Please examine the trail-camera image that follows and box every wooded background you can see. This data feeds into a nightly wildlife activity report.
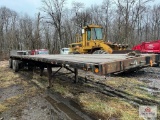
[0,0,160,59]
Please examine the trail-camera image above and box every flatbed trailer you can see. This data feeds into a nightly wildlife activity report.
[9,54,160,87]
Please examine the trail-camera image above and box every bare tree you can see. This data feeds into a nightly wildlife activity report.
[151,5,160,40]
[101,0,113,41]
[113,0,153,45]
[34,12,42,49]
[0,7,19,59]
[72,1,84,30]
[42,0,66,49]
[19,15,34,50]
[1,0,160,59]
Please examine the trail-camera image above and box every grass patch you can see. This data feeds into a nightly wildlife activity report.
[0,95,21,113]
[0,67,22,88]
[3,96,20,106]
[32,74,48,88]
[78,93,142,120]
[0,104,8,113]
[125,87,151,99]
[24,86,39,97]
[51,82,73,98]
[104,77,153,99]
[105,77,145,88]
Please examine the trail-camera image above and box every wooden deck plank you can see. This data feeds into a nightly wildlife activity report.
[10,54,160,75]
[12,54,156,63]
[12,55,124,63]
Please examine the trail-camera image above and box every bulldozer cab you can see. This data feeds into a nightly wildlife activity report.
[82,25,103,45]
[85,27,103,41]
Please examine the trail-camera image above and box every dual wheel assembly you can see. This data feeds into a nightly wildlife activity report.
[9,59,19,72]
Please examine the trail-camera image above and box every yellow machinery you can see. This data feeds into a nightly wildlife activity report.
[69,24,128,54]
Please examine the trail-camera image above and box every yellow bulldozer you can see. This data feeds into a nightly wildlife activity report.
[69,24,128,54]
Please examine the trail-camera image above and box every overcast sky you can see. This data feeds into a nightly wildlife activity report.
[0,0,103,16]
[0,0,159,17]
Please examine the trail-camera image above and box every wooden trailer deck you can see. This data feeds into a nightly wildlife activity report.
[10,54,160,87]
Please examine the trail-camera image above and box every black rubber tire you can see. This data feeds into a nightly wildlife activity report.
[12,60,19,72]
[92,50,108,54]
[9,58,12,68]
[73,52,80,54]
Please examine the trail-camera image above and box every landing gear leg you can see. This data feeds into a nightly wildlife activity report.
[47,65,52,88]
[40,66,44,76]
[74,68,78,83]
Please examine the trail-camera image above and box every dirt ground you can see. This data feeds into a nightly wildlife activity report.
[0,61,52,120]
[0,60,160,120]
[0,61,79,120]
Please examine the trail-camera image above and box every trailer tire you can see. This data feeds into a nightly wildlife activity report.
[12,60,19,72]
[9,59,12,68]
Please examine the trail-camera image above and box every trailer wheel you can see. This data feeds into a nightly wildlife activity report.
[12,60,19,72]
[9,58,12,68]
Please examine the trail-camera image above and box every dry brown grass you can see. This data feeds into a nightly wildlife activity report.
[3,96,21,106]
[24,86,39,97]
[31,74,48,88]
[78,93,142,120]
[0,104,8,113]
[0,62,22,88]
[0,95,21,113]
[105,77,145,88]
[51,81,74,98]
[104,77,152,99]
